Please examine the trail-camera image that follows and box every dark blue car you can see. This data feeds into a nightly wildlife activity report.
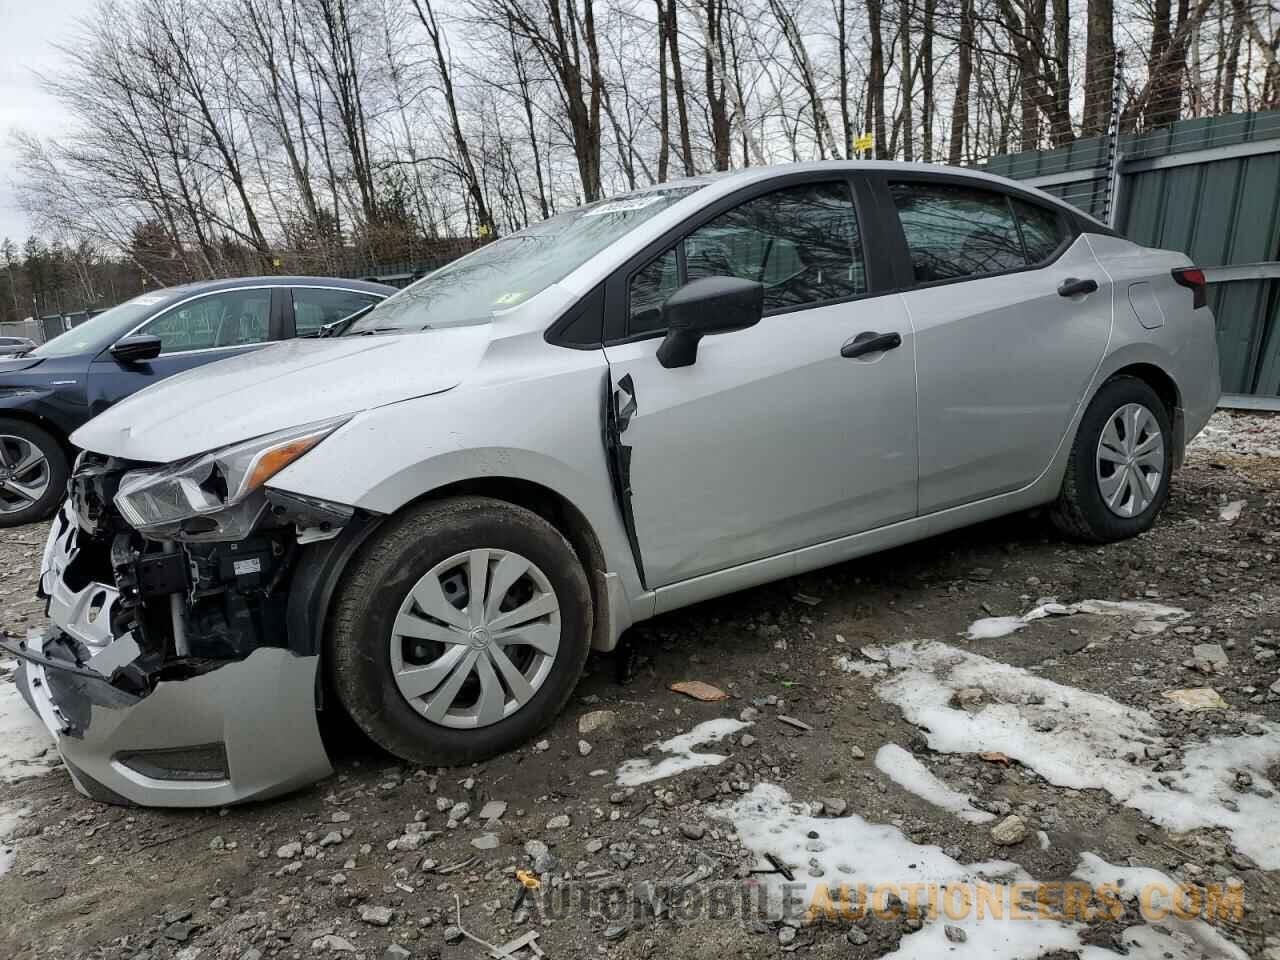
[0,276,393,526]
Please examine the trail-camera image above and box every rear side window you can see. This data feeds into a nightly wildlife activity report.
[293,288,382,335]
[1011,198,1069,263]
[889,182,1026,283]
[627,181,867,335]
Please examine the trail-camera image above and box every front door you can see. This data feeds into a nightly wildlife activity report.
[86,287,283,417]
[885,179,1113,513]
[602,179,918,589]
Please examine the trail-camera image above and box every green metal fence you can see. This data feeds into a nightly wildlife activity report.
[984,110,1280,398]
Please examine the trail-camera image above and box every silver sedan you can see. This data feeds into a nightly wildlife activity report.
[11,162,1220,806]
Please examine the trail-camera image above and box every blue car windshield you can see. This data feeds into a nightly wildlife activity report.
[30,292,175,359]
[345,186,703,335]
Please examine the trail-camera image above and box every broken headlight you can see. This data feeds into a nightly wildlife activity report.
[113,417,350,538]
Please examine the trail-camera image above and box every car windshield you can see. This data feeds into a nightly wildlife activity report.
[29,292,175,359]
[345,186,703,335]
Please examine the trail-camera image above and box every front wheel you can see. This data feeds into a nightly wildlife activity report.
[328,496,593,766]
[1050,376,1173,543]
[0,419,68,528]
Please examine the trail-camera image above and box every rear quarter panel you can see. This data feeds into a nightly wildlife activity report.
[1085,234,1222,441]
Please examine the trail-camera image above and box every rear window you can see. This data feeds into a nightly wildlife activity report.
[890,182,1026,283]
[1012,198,1069,263]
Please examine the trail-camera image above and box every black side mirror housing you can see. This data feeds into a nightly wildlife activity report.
[110,335,163,364]
[656,276,764,369]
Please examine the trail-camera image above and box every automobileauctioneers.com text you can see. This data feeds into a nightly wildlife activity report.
[520,878,1244,925]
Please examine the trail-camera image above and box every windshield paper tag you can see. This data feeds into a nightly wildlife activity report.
[582,196,665,217]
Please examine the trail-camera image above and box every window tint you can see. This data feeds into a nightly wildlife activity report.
[685,182,866,312]
[137,290,272,353]
[293,288,381,335]
[890,183,1026,283]
[1012,198,1068,263]
[628,249,681,334]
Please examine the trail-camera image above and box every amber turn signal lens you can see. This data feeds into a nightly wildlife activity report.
[243,434,325,492]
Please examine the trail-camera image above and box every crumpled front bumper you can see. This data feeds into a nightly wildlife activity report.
[9,505,332,807]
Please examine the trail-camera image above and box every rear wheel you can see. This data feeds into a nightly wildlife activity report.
[1050,376,1172,542]
[0,419,68,527]
[328,496,592,766]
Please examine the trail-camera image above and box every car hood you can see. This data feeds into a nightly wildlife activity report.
[72,326,492,463]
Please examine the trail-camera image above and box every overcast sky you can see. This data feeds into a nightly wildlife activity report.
[0,0,81,245]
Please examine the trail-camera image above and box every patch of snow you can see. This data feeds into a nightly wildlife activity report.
[1188,411,1280,460]
[965,599,1189,640]
[615,718,750,786]
[833,655,889,678]
[713,783,1245,960]
[1073,853,1247,960]
[0,802,30,879]
[873,744,994,823]
[0,659,58,783]
[875,641,1280,868]
[1218,499,1245,522]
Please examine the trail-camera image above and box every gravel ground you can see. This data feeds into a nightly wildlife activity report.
[1,410,1279,960]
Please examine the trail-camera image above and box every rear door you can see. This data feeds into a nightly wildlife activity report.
[883,178,1112,513]
[86,287,286,417]
[601,176,918,589]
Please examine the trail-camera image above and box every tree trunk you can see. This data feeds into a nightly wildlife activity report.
[865,0,887,158]
[657,0,670,181]
[921,0,935,161]
[1081,0,1115,135]
[898,0,914,161]
[948,0,974,163]
[665,0,696,176]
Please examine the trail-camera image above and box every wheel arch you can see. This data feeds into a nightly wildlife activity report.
[0,408,74,459]
[288,475,620,669]
[1106,362,1180,418]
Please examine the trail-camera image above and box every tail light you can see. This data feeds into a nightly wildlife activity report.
[1172,267,1207,309]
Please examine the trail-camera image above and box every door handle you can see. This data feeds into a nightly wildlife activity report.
[841,331,902,359]
[1057,277,1099,297]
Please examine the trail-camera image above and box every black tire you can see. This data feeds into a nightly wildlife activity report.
[1050,376,1173,543]
[328,496,593,766]
[0,419,69,528]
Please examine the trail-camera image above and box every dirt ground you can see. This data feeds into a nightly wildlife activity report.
[1,411,1279,960]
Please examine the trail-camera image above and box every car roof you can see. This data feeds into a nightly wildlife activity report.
[631,160,1107,227]
[151,275,396,298]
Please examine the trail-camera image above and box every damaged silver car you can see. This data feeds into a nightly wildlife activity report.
[8,162,1221,806]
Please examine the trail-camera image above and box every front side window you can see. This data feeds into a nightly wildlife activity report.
[626,181,867,335]
[890,182,1026,283]
[293,288,382,335]
[136,290,272,354]
[686,182,866,311]
[628,249,681,334]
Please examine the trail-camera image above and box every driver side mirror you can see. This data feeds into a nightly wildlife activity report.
[656,277,764,369]
[110,335,163,364]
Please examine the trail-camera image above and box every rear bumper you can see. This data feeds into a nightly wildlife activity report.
[9,632,331,807]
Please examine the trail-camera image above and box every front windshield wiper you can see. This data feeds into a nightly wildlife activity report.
[316,302,379,338]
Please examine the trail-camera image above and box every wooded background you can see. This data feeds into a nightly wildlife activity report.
[3,0,1279,321]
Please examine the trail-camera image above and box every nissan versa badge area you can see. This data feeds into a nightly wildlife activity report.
[9,162,1221,806]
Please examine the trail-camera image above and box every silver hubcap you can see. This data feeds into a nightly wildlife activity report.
[0,435,51,515]
[1095,402,1165,518]
[390,548,560,729]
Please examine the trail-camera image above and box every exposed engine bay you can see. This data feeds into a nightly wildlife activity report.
[46,452,354,686]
